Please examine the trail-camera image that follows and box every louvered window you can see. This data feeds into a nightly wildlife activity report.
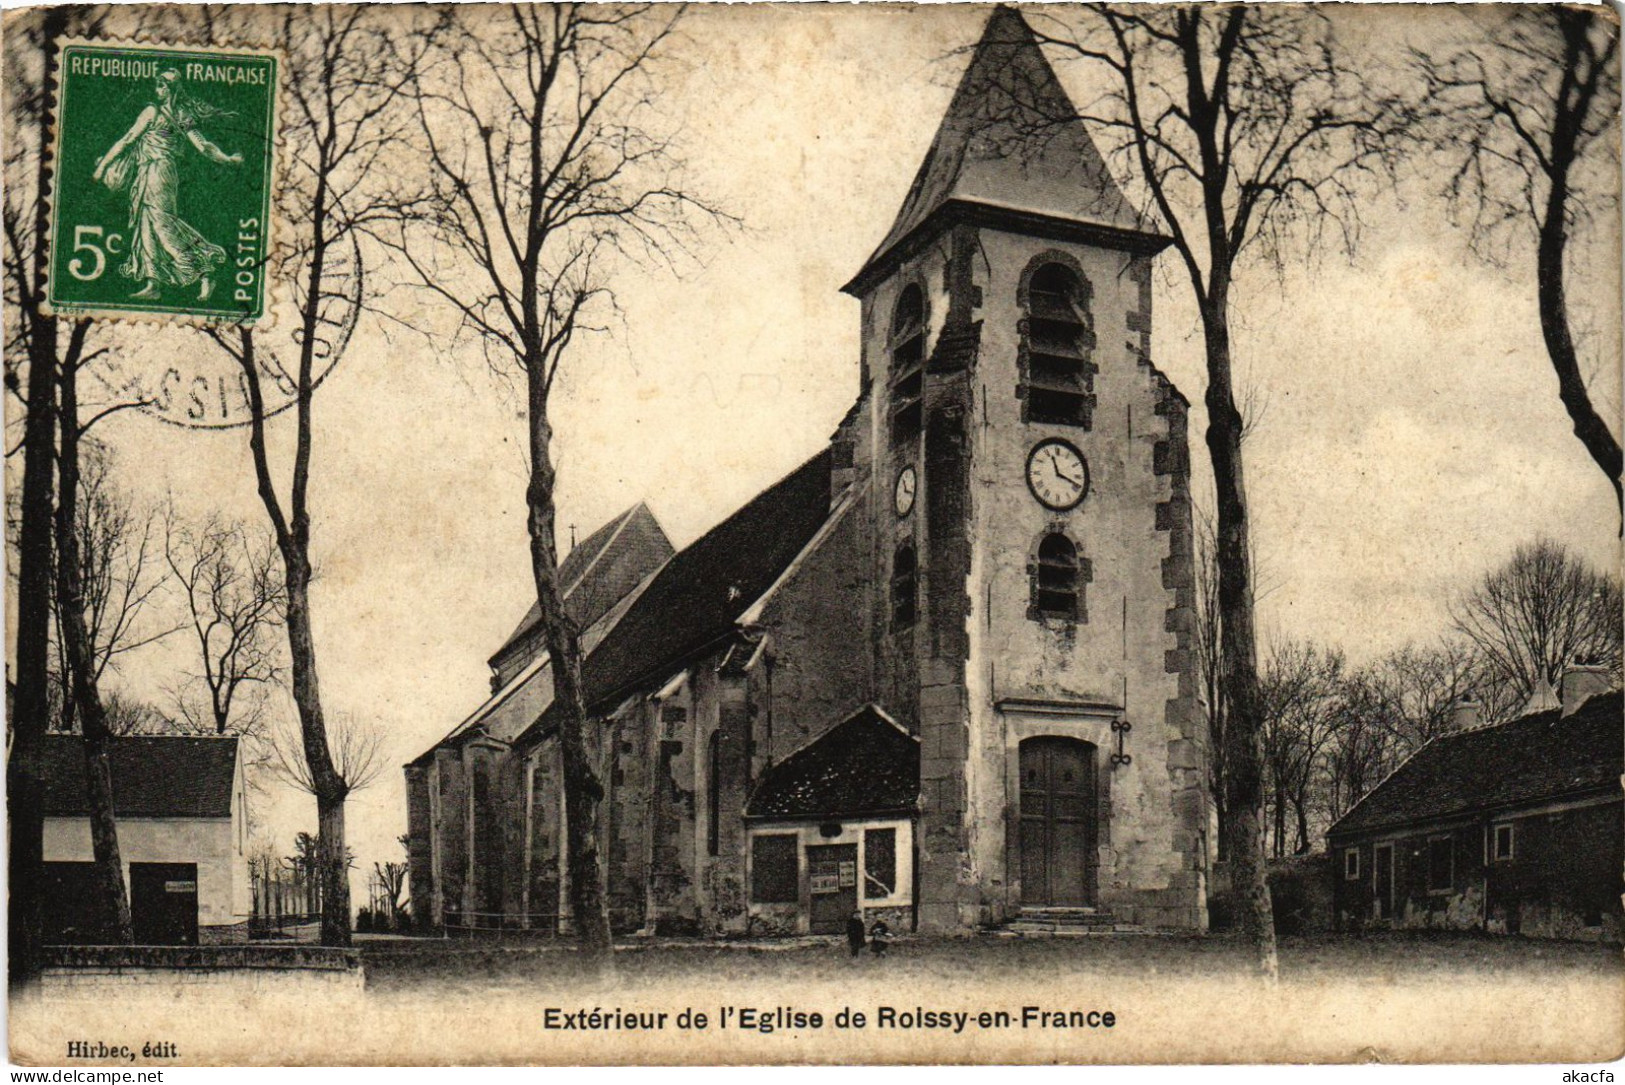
[1030,532,1089,622]
[890,285,926,448]
[891,543,917,631]
[1021,264,1096,428]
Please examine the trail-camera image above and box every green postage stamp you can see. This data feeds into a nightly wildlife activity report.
[46,40,278,324]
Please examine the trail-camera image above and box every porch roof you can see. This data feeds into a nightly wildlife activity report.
[745,705,919,821]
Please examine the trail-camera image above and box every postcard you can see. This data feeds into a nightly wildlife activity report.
[5,1,1621,1068]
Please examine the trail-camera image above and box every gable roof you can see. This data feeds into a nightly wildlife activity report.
[847,5,1154,294]
[1328,690,1623,838]
[745,705,920,821]
[39,734,238,819]
[489,503,673,669]
[519,449,835,743]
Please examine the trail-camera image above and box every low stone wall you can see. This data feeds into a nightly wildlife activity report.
[41,945,364,996]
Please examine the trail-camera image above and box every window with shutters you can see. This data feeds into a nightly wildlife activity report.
[864,828,897,899]
[1491,823,1515,862]
[1029,532,1089,622]
[1019,262,1096,428]
[750,835,798,903]
[890,284,926,448]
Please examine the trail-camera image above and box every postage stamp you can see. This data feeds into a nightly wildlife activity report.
[45,40,278,324]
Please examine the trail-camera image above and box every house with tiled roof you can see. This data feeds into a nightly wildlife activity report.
[39,734,247,944]
[1327,666,1622,941]
[403,6,1208,938]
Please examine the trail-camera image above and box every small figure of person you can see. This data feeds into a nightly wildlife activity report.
[91,69,241,302]
[845,909,866,957]
[869,919,891,957]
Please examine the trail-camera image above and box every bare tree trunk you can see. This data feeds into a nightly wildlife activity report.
[1293,795,1311,856]
[1536,67,1623,519]
[282,555,350,946]
[8,5,73,983]
[1204,299,1278,981]
[237,329,351,947]
[525,389,612,960]
[316,796,347,942]
[54,348,133,944]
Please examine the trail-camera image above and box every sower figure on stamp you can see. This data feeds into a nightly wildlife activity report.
[92,69,240,302]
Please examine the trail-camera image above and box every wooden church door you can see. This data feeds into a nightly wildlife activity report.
[1019,737,1097,907]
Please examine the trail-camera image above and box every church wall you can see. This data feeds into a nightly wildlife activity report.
[710,670,754,934]
[752,486,877,765]
[431,748,467,927]
[859,232,961,741]
[961,229,1204,928]
[647,676,700,932]
[604,700,652,932]
[524,739,565,931]
[857,229,979,932]
[403,765,435,927]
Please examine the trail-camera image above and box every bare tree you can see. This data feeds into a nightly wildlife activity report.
[1026,3,1402,980]
[53,311,134,944]
[1453,536,1623,704]
[104,691,175,737]
[50,442,175,732]
[1258,640,1344,858]
[164,511,285,736]
[196,6,426,947]
[375,860,408,926]
[1193,513,1228,859]
[4,4,100,980]
[398,3,728,961]
[1415,9,1622,515]
[270,709,386,802]
[1320,665,1401,826]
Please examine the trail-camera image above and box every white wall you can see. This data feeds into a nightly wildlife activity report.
[44,816,246,928]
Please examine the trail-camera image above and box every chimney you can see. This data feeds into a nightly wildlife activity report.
[1560,662,1613,718]
[1447,694,1481,733]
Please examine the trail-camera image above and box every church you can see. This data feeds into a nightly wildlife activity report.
[403,6,1209,937]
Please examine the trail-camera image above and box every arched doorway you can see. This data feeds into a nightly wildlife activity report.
[1019,737,1098,907]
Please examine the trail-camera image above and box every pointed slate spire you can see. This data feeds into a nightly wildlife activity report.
[847,6,1155,294]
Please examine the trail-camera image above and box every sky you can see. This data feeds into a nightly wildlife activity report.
[8,3,1621,889]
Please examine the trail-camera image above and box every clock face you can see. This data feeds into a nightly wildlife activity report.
[894,465,917,517]
[1026,439,1089,511]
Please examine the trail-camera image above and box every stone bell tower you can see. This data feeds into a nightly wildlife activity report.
[842,5,1207,932]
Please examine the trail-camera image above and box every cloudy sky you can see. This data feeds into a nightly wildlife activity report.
[20,4,1621,882]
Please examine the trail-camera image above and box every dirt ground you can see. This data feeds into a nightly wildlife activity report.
[12,931,1620,1064]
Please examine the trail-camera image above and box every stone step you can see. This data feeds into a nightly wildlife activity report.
[999,907,1132,936]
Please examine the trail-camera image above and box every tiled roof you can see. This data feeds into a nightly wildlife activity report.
[849,5,1149,291]
[745,705,920,821]
[39,734,238,819]
[521,449,834,742]
[489,503,673,668]
[1328,690,1623,837]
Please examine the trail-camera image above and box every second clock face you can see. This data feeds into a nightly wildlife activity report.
[894,465,917,517]
[1026,439,1089,511]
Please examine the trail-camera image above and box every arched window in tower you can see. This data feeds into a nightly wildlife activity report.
[891,542,918,631]
[890,284,926,448]
[1020,262,1097,429]
[1029,531,1091,622]
[707,731,721,857]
